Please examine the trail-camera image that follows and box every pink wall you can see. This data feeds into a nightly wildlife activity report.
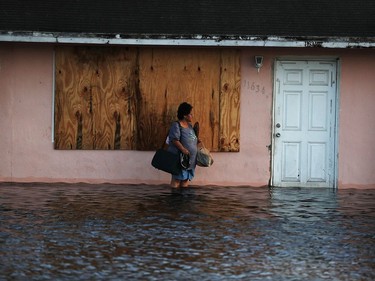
[338,50,375,188]
[0,43,374,188]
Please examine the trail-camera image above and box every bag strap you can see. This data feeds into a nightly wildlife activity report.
[160,121,181,149]
[160,131,169,149]
[193,122,199,139]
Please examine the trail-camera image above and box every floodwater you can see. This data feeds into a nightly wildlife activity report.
[0,184,374,281]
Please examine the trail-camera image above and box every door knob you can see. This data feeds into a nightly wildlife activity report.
[276,123,281,128]
[275,133,281,137]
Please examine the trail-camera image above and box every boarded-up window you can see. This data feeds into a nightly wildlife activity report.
[54,46,240,151]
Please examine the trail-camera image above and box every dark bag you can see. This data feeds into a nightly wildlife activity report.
[151,149,181,175]
[151,121,184,175]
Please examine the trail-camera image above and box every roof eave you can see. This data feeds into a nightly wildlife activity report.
[1,31,375,48]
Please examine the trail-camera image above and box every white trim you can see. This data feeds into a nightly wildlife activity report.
[334,58,341,189]
[51,49,55,144]
[0,33,374,48]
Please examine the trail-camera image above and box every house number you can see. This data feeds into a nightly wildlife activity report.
[250,82,265,95]
[305,41,323,47]
[243,80,266,95]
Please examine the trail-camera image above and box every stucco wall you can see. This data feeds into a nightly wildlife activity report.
[338,50,375,188]
[0,43,374,188]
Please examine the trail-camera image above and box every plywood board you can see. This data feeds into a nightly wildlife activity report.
[219,49,241,152]
[137,47,221,151]
[55,46,138,150]
[54,46,240,152]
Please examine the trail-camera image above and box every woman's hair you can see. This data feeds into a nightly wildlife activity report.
[177,102,193,120]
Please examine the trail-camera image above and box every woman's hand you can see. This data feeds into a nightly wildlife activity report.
[182,148,190,155]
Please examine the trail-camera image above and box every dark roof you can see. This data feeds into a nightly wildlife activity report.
[1,0,374,39]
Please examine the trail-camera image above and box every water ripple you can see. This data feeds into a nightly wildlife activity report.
[0,184,374,280]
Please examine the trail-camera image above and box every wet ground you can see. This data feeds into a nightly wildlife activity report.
[0,183,374,280]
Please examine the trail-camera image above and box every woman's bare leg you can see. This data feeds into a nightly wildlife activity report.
[180,179,189,187]
[170,178,181,188]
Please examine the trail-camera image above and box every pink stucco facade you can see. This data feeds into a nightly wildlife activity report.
[0,43,374,188]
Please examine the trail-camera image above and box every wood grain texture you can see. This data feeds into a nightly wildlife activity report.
[54,46,138,150]
[219,49,241,152]
[55,47,93,149]
[137,48,221,151]
[54,46,240,151]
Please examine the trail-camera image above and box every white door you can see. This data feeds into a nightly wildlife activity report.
[272,60,337,188]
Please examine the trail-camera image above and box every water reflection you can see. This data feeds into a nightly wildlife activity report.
[0,184,374,280]
[267,188,348,279]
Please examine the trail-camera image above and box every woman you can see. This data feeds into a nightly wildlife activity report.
[167,102,198,188]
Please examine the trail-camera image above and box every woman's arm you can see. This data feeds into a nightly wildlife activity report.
[172,140,189,155]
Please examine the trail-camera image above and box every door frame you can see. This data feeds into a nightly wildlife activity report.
[271,57,340,189]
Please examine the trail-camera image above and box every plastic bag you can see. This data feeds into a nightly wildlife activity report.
[197,143,214,167]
